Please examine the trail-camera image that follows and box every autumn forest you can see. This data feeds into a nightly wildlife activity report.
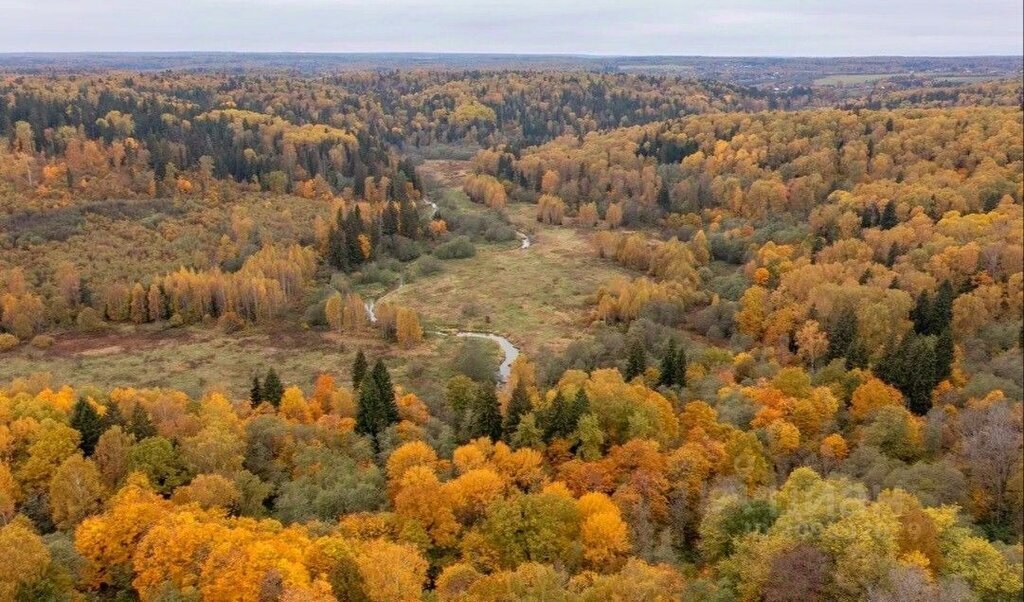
[0,53,1021,602]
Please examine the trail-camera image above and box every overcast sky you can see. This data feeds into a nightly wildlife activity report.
[2,0,1021,55]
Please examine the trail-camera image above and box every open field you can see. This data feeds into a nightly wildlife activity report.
[0,322,499,404]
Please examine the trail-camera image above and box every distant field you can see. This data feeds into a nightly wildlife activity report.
[814,72,1005,86]
[813,73,907,85]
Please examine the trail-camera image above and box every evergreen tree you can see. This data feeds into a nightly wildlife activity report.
[398,197,420,239]
[911,291,932,334]
[102,400,125,430]
[827,307,858,360]
[879,200,898,230]
[885,244,900,267]
[656,183,671,212]
[625,339,647,381]
[355,380,384,441]
[127,403,157,440]
[675,345,688,388]
[933,328,955,383]
[250,375,262,407]
[382,202,400,236]
[845,339,870,370]
[930,281,955,334]
[572,388,590,422]
[369,360,398,424]
[542,391,575,441]
[262,369,284,408]
[352,350,368,390]
[70,397,103,456]
[472,383,503,441]
[504,380,531,442]
[658,339,677,387]
[877,333,936,416]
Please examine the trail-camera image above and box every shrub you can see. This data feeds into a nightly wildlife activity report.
[75,307,105,332]
[416,256,443,276]
[218,311,246,333]
[30,335,55,350]
[434,236,476,260]
[0,333,19,352]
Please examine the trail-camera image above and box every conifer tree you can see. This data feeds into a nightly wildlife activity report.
[659,339,677,387]
[250,375,262,407]
[127,403,157,440]
[102,400,124,430]
[70,397,103,456]
[352,350,368,390]
[369,360,398,424]
[473,383,503,441]
[879,200,898,230]
[827,307,858,360]
[933,328,955,383]
[356,380,384,440]
[625,339,647,381]
[262,369,284,407]
[675,345,688,388]
[931,281,954,334]
[504,380,531,442]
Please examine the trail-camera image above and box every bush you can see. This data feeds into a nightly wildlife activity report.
[416,255,443,276]
[434,236,476,260]
[30,335,55,350]
[75,307,105,332]
[218,311,246,333]
[0,333,19,352]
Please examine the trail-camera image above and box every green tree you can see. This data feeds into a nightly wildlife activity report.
[877,333,936,415]
[249,375,262,407]
[827,307,858,360]
[879,200,898,230]
[933,328,954,383]
[262,369,284,407]
[127,403,157,441]
[70,398,103,456]
[658,340,677,387]
[128,436,188,494]
[352,350,368,389]
[624,339,646,381]
[472,383,503,442]
[369,360,398,424]
[674,345,688,387]
[504,381,531,443]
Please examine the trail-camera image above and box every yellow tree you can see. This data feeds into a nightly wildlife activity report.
[49,454,106,530]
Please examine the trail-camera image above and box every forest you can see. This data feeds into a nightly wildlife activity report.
[0,59,1021,602]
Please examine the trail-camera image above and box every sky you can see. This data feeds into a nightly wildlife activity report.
[2,0,1022,56]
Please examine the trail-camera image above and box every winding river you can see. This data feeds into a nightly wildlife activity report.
[363,196,527,384]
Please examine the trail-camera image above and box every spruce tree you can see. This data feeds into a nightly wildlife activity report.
[542,391,575,441]
[369,360,398,424]
[658,339,677,387]
[504,381,531,442]
[102,400,125,430]
[127,403,157,440]
[880,200,898,230]
[262,369,284,407]
[250,375,262,407]
[911,291,932,334]
[473,383,503,441]
[877,333,936,416]
[70,397,103,456]
[624,339,647,381]
[355,380,383,439]
[827,307,857,360]
[931,281,954,335]
[352,350,368,390]
[933,328,955,383]
[674,345,688,388]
